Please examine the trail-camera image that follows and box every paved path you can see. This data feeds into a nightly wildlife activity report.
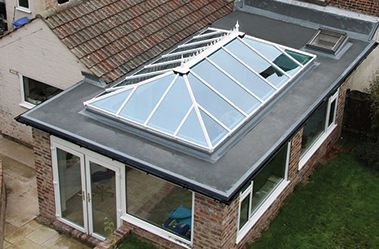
[0,136,91,249]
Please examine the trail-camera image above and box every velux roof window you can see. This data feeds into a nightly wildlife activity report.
[84,23,315,153]
[306,28,347,54]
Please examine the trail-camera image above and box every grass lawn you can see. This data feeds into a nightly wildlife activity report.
[250,152,379,249]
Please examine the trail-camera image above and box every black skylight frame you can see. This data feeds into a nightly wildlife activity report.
[306,28,347,54]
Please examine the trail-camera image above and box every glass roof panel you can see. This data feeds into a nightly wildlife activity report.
[86,27,315,153]
[188,73,244,129]
[225,39,289,87]
[244,38,301,76]
[192,59,260,113]
[200,110,228,146]
[119,74,175,123]
[148,77,192,134]
[90,89,131,114]
[177,109,208,147]
[285,49,312,65]
[209,49,275,101]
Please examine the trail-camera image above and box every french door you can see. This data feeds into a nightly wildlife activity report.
[51,139,123,240]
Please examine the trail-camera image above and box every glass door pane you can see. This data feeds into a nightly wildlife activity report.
[88,161,117,237]
[56,148,86,228]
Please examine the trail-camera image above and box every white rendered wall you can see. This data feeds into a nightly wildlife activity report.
[0,19,88,144]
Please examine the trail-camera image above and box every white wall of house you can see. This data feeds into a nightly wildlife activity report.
[4,0,69,30]
[0,18,88,144]
[347,33,379,92]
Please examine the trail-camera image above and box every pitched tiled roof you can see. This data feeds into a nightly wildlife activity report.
[44,0,234,83]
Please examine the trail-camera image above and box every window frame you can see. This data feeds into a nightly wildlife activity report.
[236,142,291,243]
[299,89,339,169]
[121,190,194,249]
[16,0,31,13]
[19,74,61,109]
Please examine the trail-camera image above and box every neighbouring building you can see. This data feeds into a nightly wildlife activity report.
[17,1,378,249]
[0,0,234,144]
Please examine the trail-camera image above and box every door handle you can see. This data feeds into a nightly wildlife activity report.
[77,191,85,201]
[87,192,91,202]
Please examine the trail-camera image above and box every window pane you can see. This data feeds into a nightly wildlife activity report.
[239,194,250,229]
[177,109,208,147]
[251,143,287,212]
[91,90,131,114]
[192,57,261,112]
[120,74,174,123]
[56,148,84,227]
[188,73,244,129]
[244,38,301,77]
[127,167,193,240]
[328,100,336,127]
[18,0,29,8]
[209,49,274,102]
[301,101,328,155]
[285,49,312,65]
[226,39,289,87]
[23,76,62,105]
[148,77,192,134]
[200,109,228,146]
[89,162,116,237]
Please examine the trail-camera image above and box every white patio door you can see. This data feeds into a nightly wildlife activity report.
[52,139,123,240]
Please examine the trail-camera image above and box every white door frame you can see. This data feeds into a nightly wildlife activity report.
[51,136,124,239]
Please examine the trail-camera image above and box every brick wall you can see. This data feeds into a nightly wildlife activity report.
[328,0,379,16]
[32,128,56,223]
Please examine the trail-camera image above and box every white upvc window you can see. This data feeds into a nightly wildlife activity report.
[299,89,339,169]
[16,0,31,13]
[19,74,62,109]
[237,142,290,243]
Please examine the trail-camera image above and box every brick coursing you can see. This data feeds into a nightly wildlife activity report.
[328,0,379,16]
[32,80,348,248]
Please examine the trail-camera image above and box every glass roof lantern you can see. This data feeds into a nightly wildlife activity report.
[84,22,316,153]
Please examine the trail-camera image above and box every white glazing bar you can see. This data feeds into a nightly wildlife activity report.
[222,47,278,90]
[144,75,178,125]
[192,71,249,116]
[192,30,224,40]
[183,75,212,148]
[174,105,194,136]
[144,58,183,69]
[275,45,303,67]
[84,87,130,106]
[205,58,264,103]
[207,27,232,33]
[198,105,231,132]
[124,68,172,80]
[114,87,137,115]
[161,46,208,59]
[177,37,222,48]
[237,38,291,78]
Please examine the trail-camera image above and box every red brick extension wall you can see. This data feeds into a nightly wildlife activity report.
[328,0,379,16]
[32,80,348,249]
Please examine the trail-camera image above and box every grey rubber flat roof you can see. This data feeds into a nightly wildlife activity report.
[18,6,376,202]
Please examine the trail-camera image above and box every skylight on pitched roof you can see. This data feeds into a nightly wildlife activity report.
[84,23,316,153]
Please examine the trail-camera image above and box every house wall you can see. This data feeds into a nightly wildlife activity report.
[0,18,88,144]
[31,79,348,248]
[328,0,379,16]
[4,0,69,30]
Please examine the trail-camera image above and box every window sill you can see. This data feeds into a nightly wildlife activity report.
[19,101,35,109]
[299,124,337,170]
[121,214,192,249]
[236,180,290,244]
[15,7,31,14]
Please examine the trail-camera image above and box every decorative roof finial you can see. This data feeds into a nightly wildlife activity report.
[234,21,239,32]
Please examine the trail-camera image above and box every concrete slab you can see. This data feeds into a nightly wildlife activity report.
[0,136,34,169]
[1,136,91,249]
